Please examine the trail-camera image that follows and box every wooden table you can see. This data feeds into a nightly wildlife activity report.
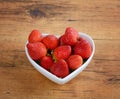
[0,0,120,99]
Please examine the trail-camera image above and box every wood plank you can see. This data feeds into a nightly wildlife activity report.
[0,59,120,99]
[0,0,120,99]
[0,0,120,39]
[0,39,120,60]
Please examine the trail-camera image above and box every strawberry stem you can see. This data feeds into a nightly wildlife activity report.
[52,55,57,62]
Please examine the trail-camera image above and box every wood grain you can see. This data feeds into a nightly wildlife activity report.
[0,0,120,99]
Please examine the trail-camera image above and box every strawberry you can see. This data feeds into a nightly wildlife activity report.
[61,27,79,46]
[40,56,54,70]
[53,45,71,60]
[74,37,92,59]
[50,59,69,78]
[28,30,43,43]
[59,35,65,45]
[27,42,47,60]
[65,27,79,39]
[67,55,83,70]
[42,35,59,49]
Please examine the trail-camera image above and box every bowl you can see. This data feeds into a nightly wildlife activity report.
[25,32,95,84]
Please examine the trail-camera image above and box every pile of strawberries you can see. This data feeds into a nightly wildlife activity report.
[27,27,92,78]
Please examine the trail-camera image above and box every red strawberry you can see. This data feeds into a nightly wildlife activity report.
[28,30,43,43]
[40,56,54,70]
[50,59,69,78]
[42,35,59,49]
[53,45,71,60]
[59,35,65,45]
[65,27,79,39]
[67,55,83,70]
[74,37,92,59]
[27,42,47,60]
[61,27,79,46]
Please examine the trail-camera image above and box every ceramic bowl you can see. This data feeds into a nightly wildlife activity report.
[25,32,95,84]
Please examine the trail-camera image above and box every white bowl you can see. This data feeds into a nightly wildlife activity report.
[25,33,95,84]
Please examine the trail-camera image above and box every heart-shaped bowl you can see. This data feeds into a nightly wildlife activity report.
[25,32,95,84]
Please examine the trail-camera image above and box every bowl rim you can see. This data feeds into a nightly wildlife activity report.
[25,32,95,84]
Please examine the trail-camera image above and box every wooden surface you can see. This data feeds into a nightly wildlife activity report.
[0,0,120,99]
